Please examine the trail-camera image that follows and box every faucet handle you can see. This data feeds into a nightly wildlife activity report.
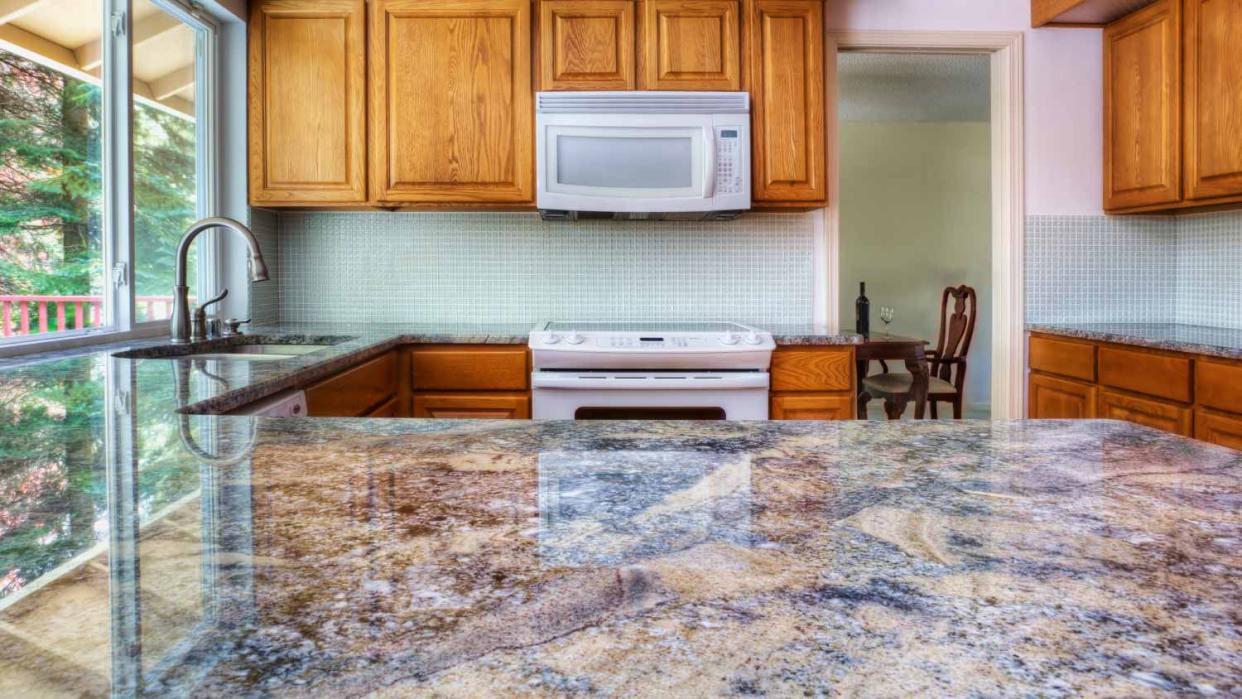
[198,287,228,313]
[222,318,250,337]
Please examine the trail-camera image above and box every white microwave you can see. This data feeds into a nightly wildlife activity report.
[536,91,751,220]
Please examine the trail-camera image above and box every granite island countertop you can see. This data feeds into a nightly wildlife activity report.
[0,323,1238,696]
[1027,322,1242,360]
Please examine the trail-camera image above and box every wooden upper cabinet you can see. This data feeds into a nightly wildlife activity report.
[1183,0,1242,202]
[1103,0,1182,211]
[370,0,533,204]
[539,0,636,90]
[248,0,367,205]
[640,0,740,90]
[746,0,826,205]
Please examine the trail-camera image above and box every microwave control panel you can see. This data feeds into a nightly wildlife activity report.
[714,126,745,195]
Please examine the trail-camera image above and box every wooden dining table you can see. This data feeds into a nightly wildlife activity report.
[855,334,931,420]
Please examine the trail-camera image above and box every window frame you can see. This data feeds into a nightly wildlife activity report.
[0,0,221,357]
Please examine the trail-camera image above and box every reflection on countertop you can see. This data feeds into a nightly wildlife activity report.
[1027,322,1242,360]
[0,371,1238,698]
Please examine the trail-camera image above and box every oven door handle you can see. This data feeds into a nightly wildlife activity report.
[532,372,769,390]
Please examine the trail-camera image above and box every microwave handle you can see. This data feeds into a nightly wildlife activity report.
[704,129,717,198]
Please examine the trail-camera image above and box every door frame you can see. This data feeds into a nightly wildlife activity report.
[818,31,1025,420]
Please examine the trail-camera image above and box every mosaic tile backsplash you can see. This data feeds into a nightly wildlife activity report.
[260,212,815,326]
[1025,211,1242,330]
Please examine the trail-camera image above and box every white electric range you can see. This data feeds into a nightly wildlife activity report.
[529,321,775,420]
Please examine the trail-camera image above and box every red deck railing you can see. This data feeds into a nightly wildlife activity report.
[0,295,182,336]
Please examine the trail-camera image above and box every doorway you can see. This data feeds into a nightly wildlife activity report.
[838,51,992,418]
[818,31,1025,420]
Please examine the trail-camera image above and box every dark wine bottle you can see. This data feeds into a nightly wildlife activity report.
[855,282,870,338]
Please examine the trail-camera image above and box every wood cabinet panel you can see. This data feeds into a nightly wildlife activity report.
[1183,0,1242,201]
[746,0,825,204]
[410,345,530,391]
[771,347,853,392]
[1029,334,1097,382]
[366,396,403,417]
[370,0,533,203]
[640,0,739,89]
[1103,0,1182,211]
[539,0,636,90]
[306,352,399,417]
[412,392,531,418]
[770,392,853,420]
[1029,373,1098,419]
[1194,408,1242,450]
[1098,345,1192,403]
[1195,358,1242,415]
[1098,388,1193,436]
[248,0,367,204]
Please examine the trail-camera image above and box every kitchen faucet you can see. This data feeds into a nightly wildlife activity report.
[171,217,270,344]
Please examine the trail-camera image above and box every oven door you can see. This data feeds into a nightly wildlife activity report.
[531,371,770,420]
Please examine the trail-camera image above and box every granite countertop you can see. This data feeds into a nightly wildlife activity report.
[0,321,1239,695]
[1027,322,1242,360]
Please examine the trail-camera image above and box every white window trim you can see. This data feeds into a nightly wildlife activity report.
[0,0,221,358]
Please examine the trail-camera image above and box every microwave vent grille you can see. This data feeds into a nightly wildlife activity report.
[537,91,749,115]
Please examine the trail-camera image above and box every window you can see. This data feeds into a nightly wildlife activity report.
[0,0,216,346]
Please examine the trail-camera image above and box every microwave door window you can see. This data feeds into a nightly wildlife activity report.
[555,136,694,191]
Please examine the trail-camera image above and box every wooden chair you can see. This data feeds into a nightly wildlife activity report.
[860,285,978,419]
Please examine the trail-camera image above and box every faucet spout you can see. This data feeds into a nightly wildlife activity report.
[171,217,270,344]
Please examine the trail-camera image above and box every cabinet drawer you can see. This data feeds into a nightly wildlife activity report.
[412,392,530,419]
[1029,335,1096,382]
[410,346,529,391]
[1098,345,1191,403]
[771,347,853,392]
[1195,359,1242,415]
[1028,373,1097,419]
[770,392,853,420]
[1194,409,1242,450]
[1098,388,1192,436]
[306,351,398,416]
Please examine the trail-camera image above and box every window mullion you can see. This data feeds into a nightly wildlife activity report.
[101,0,135,332]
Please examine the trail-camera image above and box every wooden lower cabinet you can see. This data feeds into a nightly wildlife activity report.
[306,351,400,417]
[366,396,403,417]
[1028,373,1098,419]
[770,392,853,420]
[1195,408,1242,450]
[412,392,531,419]
[1098,388,1193,436]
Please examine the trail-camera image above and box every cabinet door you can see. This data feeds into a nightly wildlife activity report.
[1103,0,1182,211]
[1183,0,1242,201]
[370,0,533,204]
[1098,388,1193,436]
[640,0,739,90]
[412,393,531,418]
[1028,373,1098,419]
[746,0,825,204]
[1194,408,1242,450]
[306,351,399,417]
[539,0,636,90]
[771,393,854,420]
[248,0,367,204]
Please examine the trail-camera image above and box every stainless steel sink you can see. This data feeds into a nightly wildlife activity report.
[182,344,336,361]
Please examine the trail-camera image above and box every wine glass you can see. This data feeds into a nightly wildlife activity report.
[879,306,895,333]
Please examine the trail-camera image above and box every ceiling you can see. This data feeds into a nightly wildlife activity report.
[838,52,991,123]
[0,0,195,115]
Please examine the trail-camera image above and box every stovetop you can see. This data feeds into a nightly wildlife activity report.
[541,321,759,334]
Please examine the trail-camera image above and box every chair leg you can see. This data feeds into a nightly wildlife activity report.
[857,391,872,420]
[952,396,963,419]
[929,400,939,420]
[883,395,908,420]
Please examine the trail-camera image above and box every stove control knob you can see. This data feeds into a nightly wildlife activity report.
[566,332,585,345]
[542,334,561,345]
[744,332,764,346]
[720,333,740,346]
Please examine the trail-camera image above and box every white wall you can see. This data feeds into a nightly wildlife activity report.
[826,0,1103,216]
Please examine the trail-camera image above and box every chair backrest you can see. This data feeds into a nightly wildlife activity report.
[933,285,977,386]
